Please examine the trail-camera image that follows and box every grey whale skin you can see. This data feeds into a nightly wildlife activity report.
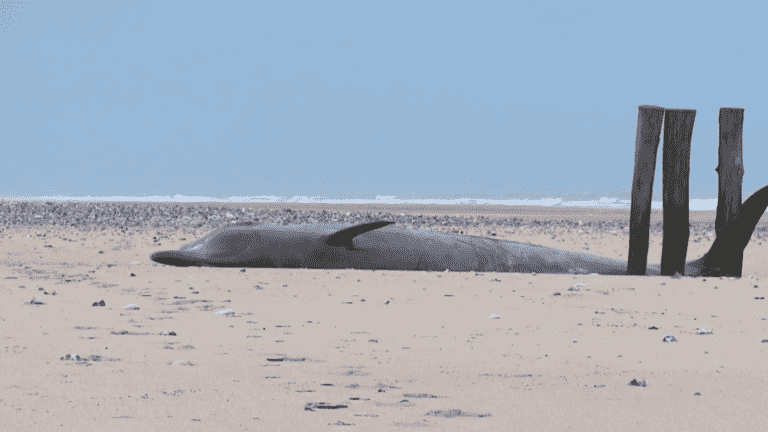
[151,221,697,275]
[151,220,642,274]
[150,182,768,276]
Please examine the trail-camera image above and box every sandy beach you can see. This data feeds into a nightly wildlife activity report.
[2,201,767,431]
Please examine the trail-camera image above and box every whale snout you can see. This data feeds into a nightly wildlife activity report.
[150,250,199,267]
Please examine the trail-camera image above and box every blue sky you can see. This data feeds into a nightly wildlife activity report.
[2,0,767,209]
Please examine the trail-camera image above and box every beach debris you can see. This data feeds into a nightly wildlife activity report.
[424,409,492,418]
[304,402,348,411]
[60,354,86,361]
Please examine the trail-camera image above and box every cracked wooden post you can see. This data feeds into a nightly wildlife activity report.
[627,105,665,275]
[715,107,745,277]
[660,108,696,276]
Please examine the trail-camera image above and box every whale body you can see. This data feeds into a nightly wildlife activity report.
[150,220,634,274]
[148,218,732,276]
[150,181,768,276]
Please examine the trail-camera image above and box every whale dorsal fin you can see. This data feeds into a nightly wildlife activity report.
[324,221,395,248]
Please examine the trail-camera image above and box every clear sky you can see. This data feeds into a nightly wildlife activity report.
[2,0,766,209]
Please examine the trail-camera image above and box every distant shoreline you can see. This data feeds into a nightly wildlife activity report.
[2,200,765,230]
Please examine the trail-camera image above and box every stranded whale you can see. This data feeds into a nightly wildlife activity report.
[151,220,636,274]
[150,183,768,276]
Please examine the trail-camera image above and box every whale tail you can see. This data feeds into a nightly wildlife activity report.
[696,182,768,277]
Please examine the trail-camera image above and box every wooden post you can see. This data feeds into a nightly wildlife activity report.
[715,107,745,277]
[660,108,696,276]
[627,105,665,275]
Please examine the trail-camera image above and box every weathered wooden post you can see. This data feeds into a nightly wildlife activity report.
[627,105,665,275]
[715,107,745,277]
[660,108,696,276]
